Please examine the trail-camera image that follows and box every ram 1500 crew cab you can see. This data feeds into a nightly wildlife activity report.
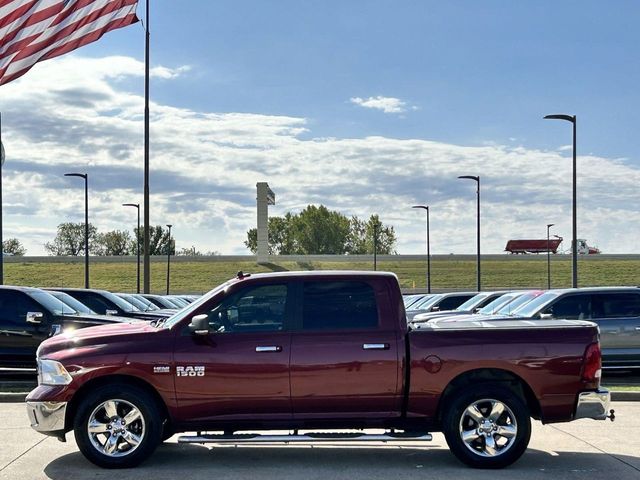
[26,271,612,469]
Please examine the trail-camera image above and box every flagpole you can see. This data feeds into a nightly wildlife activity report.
[143,0,150,293]
[0,112,3,285]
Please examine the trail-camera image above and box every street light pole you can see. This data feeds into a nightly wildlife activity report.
[373,222,378,271]
[412,205,431,293]
[458,175,481,291]
[123,203,140,293]
[547,223,555,289]
[166,224,172,295]
[544,114,578,288]
[65,173,89,288]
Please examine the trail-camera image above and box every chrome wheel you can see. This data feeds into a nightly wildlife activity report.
[459,398,517,458]
[87,399,146,458]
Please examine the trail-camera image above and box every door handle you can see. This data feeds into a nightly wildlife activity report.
[363,343,390,350]
[256,346,282,353]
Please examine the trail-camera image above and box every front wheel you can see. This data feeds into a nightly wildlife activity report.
[442,385,531,468]
[73,385,163,468]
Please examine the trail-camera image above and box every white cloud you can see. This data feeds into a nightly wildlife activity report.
[350,96,411,114]
[2,55,639,256]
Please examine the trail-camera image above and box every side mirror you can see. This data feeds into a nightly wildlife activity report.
[431,306,440,312]
[105,309,119,316]
[472,307,481,313]
[189,314,210,336]
[26,312,44,324]
[540,313,553,320]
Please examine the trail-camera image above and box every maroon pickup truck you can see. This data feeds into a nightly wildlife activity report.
[26,271,612,469]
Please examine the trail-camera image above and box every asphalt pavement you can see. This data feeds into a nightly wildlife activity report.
[0,402,638,480]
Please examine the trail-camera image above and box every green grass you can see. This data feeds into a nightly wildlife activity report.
[3,256,640,293]
[602,385,640,391]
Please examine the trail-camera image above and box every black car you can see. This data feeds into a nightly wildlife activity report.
[0,286,133,370]
[48,288,173,321]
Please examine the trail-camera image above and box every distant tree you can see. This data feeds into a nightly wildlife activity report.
[245,212,297,254]
[291,205,351,254]
[346,214,397,254]
[45,222,98,256]
[244,206,396,255]
[94,230,132,256]
[178,246,202,256]
[2,238,26,256]
[133,225,175,255]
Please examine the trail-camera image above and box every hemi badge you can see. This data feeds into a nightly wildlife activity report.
[153,366,170,374]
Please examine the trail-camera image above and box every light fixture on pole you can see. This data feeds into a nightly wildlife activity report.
[64,172,89,288]
[412,205,431,293]
[546,223,555,289]
[544,113,578,288]
[166,224,172,295]
[123,203,141,293]
[458,175,481,291]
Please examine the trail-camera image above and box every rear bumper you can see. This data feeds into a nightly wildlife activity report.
[574,389,611,420]
[26,401,67,436]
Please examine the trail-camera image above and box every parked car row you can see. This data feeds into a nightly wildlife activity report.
[404,287,640,369]
[0,286,200,370]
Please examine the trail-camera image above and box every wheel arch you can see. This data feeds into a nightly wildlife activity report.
[436,368,541,423]
[65,374,171,433]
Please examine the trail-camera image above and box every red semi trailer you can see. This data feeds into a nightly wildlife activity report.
[505,237,563,254]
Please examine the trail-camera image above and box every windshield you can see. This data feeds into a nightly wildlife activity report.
[100,291,139,312]
[118,294,151,311]
[497,291,542,315]
[410,294,443,311]
[48,291,95,314]
[403,294,423,308]
[131,294,160,310]
[514,291,562,318]
[168,296,189,308]
[456,292,492,311]
[478,292,520,315]
[29,290,78,316]
[163,280,235,329]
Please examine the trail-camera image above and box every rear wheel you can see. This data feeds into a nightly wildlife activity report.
[73,385,163,468]
[442,385,531,468]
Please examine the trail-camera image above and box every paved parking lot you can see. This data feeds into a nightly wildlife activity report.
[1,402,639,480]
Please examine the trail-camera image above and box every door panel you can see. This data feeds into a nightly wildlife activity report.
[173,331,292,422]
[0,291,50,369]
[290,280,400,419]
[173,283,294,423]
[290,331,399,418]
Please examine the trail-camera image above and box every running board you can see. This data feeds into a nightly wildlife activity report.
[178,431,432,444]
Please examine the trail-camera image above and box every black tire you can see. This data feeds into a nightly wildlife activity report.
[442,384,531,469]
[73,384,163,468]
[161,423,175,442]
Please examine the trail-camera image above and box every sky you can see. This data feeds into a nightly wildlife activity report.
[2,0,640,255]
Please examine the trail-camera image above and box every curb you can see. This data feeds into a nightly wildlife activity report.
[611,391,640,402]
[0,392,28,402]
[2,390,640,404]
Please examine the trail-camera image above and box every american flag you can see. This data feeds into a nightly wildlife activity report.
[0,0,139,86]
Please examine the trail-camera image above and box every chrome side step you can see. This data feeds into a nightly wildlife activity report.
[178,431,432,444]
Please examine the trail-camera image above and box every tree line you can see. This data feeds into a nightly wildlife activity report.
[4,205,397,257]
[245,205,397,255]
[43,223,216,256]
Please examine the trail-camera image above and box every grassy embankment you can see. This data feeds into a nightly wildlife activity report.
[2,256,639,294]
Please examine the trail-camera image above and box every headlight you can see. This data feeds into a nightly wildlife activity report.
[37,359,73,386]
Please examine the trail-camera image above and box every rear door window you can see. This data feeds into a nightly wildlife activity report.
[591,293,640,318]
[302,281,378,330]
